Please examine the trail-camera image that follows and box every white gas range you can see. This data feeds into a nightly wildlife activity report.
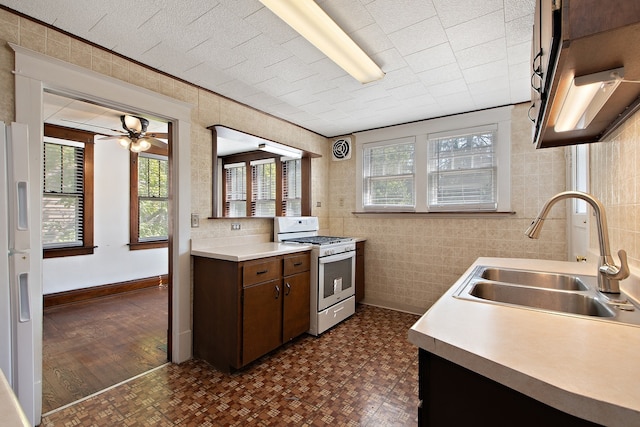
[275,217,356,335]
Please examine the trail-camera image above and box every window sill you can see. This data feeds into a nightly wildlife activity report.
[44,246,96,258]
[129,241,169,250]
[352,211,516,219]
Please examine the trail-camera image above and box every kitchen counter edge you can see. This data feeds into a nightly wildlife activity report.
[191,242,312,262]
[408,257,640,427]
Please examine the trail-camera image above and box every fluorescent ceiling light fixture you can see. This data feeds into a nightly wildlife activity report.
[259,142,303,159]
[554,67,624,133]
[259,0,385,84]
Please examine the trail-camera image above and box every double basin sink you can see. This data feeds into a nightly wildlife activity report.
[454,266,640,326]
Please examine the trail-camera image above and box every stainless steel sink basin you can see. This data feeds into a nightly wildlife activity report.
[469,281,614,317]
[479,267,588,290]
[454,265,640,326]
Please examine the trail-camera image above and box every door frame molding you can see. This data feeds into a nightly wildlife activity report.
[11,42,193,422]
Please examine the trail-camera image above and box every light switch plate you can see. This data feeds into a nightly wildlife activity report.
[191,214,199,228]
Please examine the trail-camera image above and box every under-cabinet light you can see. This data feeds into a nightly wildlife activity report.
[554,67,624,133]
[259,0,385,84]
[258,142,303,159]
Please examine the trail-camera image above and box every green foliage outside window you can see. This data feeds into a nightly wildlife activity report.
[138,155,168,241]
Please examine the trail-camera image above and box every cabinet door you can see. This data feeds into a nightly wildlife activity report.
[282,271,310,342]
[242,279,282,365]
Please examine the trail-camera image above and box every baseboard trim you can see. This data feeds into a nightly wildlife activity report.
[44,274,169,308]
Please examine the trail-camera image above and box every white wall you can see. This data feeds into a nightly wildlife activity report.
[42,136,168,295]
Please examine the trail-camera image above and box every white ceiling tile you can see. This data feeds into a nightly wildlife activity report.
[265,56,317,84]
[446,10,505,52]
[10,0,537,137]
[371,48,409,72]
[319,0,376,33]
[245,6,299,45]
[350,23,395,56]
[366,0,437,34]
[405,43,456,73]
[507,41,532,65]
[506,13,534,47]
[282,36,326,64]
[417,63,463,86]
[427,78,469,97]
[504,0,536,22]
[462,59,509,84]
[455,38,507,70]
[380,67,421,89]
[388,16,447,56]
[432,0,502,28]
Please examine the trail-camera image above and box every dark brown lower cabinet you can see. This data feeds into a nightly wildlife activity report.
[418,349,601,426]
[283,271,310,342]
[242,279,283,366]
[193,251,310,372]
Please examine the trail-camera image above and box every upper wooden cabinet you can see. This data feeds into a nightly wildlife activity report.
[531,0,640,148]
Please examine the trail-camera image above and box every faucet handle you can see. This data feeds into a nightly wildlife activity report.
[600,249,630,280]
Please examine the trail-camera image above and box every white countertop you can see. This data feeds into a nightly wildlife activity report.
[408,257,640,426]
[191,242,312,262]
[0,371,29,427]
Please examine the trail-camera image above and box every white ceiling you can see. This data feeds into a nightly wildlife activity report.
[3,0,535,138]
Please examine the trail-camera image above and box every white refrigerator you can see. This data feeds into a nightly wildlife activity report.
[0,121,40,426]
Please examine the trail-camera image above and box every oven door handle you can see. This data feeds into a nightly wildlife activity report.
[319,251,354,264]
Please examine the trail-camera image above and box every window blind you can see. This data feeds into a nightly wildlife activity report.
[42,142,84,248]
[138,154,169,241]
[282,158,302,216]
[224,162,247,217]
[362,140,415,208]
[427,130,497,211]
[251,159,276,217]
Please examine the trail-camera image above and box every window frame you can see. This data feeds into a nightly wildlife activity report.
[42,124,95,259]
[356,106,512,214]
[209,126,314,218]
[129,145,169,250]
[217,150,310,218]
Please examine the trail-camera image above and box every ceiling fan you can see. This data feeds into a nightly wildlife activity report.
[99,115,168,152]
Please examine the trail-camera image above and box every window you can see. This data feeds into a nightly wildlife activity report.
[219,153,305,217]
[130,150,169,249]
[427,127,497,211]
[282,158,302,216]
[362,138,415,209]
[356,106,511,213]
[224,162,247,217]
[42,125,94,258]
[251,159,276,217]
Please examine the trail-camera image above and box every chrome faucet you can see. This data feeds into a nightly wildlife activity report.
[525,191,629,294]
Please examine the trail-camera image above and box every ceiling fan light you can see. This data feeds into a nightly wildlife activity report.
[118,136,131,149]
[122,115,143,133]
[130,139,144,153]
[138,138,152,151]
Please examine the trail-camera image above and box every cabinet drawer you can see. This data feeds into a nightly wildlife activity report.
[243,258,281,287]
[284,253,310,276]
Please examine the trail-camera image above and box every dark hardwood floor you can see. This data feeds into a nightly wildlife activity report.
[42,286,168,414]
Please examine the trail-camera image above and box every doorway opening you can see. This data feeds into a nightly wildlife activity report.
[40,93,171,413]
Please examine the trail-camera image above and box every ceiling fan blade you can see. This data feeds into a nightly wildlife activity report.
[97,135,125,141]
[145,132,168,138]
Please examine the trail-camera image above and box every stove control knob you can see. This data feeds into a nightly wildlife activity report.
[326,249,334,256]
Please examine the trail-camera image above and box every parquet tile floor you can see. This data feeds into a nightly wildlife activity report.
[41,303,420,426]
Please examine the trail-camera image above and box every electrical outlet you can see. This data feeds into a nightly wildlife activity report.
[190,214,199,228]
[231,223,241,230]
[316,201,322,207]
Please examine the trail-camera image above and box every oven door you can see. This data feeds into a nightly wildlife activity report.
[317,250,355,311]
